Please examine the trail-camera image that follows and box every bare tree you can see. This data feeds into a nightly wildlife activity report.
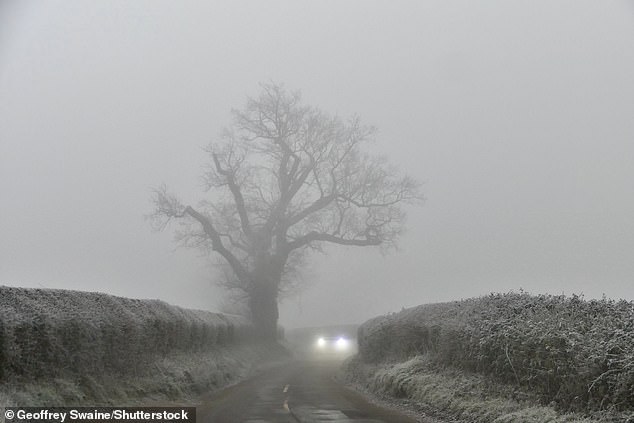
[149,83,422,340]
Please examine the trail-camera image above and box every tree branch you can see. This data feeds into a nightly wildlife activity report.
[184,206,250,282]
[287,193,337,227]
[286,231,381,251]
[211,153,253,238]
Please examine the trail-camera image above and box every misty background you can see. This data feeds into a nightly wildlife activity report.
[1,1,633,328]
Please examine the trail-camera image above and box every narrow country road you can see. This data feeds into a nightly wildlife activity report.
[197,360,419,423]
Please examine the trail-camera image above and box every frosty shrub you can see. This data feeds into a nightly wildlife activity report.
[356,292,634,412]
[0,286,253,381]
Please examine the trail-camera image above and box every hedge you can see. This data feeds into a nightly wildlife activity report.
[0,286,252,381]
[357,292,634,412]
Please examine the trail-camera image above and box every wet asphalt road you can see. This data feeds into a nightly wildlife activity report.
[197,360,419,423]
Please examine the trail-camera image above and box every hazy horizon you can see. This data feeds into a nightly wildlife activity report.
[2,1,633,328]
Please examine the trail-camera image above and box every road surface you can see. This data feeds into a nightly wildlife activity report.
[197,360,419,423]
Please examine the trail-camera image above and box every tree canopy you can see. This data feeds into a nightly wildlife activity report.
[150,83,422,339]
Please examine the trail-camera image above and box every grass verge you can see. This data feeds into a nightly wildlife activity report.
[341,355,633,423]
[0,342,289,406]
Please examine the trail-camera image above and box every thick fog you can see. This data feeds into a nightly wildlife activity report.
[1,1,633,328]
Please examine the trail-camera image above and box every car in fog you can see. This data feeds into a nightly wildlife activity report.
[285,325,358,358]
[314,335,352,352]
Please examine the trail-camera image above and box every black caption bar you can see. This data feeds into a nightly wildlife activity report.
[3,407,196,423]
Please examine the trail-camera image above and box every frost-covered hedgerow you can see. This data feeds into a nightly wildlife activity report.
[0,286,253,381]
[356,292,634,412]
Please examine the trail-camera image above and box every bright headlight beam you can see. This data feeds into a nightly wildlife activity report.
[336,337,348,349]
[317,337,326,347]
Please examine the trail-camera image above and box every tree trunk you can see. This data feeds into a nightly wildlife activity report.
[248,280,279,341]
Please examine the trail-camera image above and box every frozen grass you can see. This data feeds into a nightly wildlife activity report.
[345,292,634,422]
[342,355,633,423]
[1,343,286,406]
[0,285,285,406]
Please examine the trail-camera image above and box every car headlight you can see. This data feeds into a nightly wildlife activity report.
[336,337,348,349]
[317,337,326,347]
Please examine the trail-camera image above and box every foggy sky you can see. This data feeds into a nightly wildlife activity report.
[1,1,633,328]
